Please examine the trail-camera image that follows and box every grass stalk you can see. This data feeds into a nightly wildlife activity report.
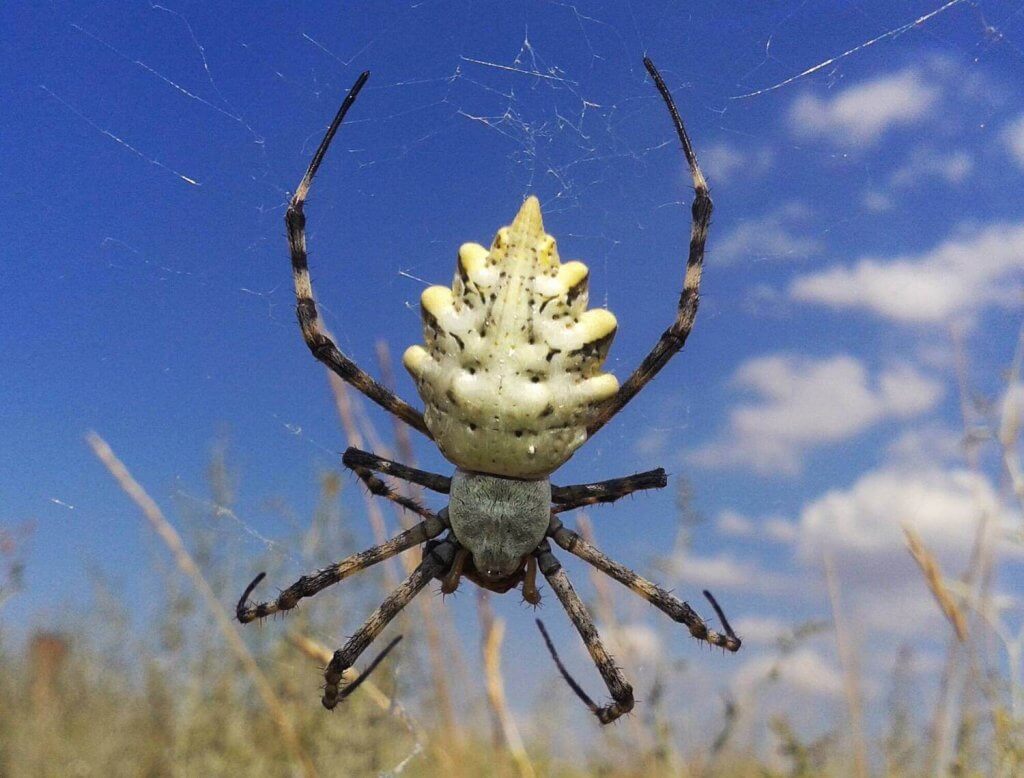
[824,551,868,778]
[86,431,317,778]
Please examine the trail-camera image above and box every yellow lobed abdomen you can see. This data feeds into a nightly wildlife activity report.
[403,196,618,478]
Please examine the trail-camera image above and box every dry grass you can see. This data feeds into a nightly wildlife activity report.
[903,526,968,643]
[3,335,1023,776]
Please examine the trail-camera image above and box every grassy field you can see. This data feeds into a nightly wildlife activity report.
[3,357,1022,778]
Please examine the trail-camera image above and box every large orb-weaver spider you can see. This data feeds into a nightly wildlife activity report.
[237,57,740,725]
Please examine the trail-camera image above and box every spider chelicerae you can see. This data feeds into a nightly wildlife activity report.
[237,57,740,725]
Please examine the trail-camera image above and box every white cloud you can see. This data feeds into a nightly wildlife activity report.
[634,426,669,458]
[792,463,1017,641]
[890,148,972,188]
[715,202,820,264]
[789,68,938,145]
[884,425,963,468]
[688,355,944,474]
[798,467,999,562]
[1003,114,1024,169]
[733,647,845,698]
[765,517,800,544]
[729,615,790,645]
[862,190,893,213]
[668,549,796,595]
[860,579,964,637]
[702,141,774,184]
[790,222,1024,324]
[600,621,663,665]
[717,508,755,537]
[670,550,752,589]
[717,509,798,544]
[741,282,791,319]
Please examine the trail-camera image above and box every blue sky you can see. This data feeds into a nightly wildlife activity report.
[4,0,1024,749]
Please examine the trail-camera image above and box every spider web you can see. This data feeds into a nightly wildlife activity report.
[13,0,1024,766]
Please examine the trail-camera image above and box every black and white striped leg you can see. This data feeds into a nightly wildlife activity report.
[285,72,432,439]
[322,539,455,708]
[552,468,667,513]
[343,447,452,494]
[236,513,447,623]
[343,450,442,520]
[547,517,740,651]
[534,541,634,725]
[587,57,713,438]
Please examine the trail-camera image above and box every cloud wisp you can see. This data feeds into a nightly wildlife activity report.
[790,222,1024,324]
[789,68,938,146]
[688,355,944,474]
[714,202,820,265]
[1003,114,1024,169]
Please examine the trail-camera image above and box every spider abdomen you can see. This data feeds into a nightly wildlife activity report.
[404,197,619,478]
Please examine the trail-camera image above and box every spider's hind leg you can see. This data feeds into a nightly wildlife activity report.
[534,541,634,724]
[547,517,740,651]
[323,539,455,708]
[236,511,447,623]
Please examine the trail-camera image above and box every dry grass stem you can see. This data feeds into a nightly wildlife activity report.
[1000,324,1024,511]
[327,373,397,565]
[286,629,439,761]
[287,632,392,710]
[903,526,968,643]
[477,593,535,778]
[86,431,318,778]
[824,552,868,778]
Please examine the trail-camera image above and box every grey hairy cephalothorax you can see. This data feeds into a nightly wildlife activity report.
[447,470,552,580]
[237,58,740,726]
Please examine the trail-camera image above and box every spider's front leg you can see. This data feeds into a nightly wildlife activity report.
[343,447,451,495]
[286,71,432,439]
[342,448,444,521]
[587,57,713,438]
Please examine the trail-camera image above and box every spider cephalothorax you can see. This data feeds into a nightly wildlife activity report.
[237,58,740,726]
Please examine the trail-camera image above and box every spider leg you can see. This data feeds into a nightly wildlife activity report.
[552,468,667,513]
[236,512,447,623]
[287,72,431,438]
[343,450,443,521]
[547,517,740,651]
[534,541,634,724]
[586,57,712,438]
[323,539,455,708]
[343,447,451,494]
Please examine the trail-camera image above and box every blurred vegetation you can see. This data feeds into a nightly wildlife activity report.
[2,336,1023,776]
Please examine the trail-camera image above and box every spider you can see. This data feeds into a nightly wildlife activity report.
[237,57,740,725]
